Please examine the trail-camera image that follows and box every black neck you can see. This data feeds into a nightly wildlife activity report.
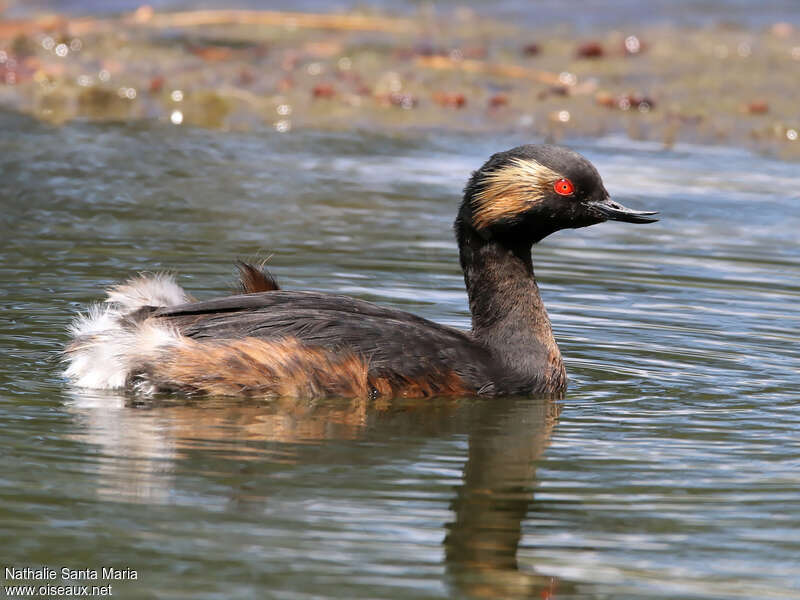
[455,219,565,395]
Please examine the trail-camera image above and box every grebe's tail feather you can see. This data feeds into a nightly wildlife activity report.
[63,274,190,390]
[235,260,280,294]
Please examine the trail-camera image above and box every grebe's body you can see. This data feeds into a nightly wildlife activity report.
[65,145,656,399]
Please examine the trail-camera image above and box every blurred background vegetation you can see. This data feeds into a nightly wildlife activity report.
[1,1,798,157]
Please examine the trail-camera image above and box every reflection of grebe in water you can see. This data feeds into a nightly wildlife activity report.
[65,145,656,398]
[64,392,561,598]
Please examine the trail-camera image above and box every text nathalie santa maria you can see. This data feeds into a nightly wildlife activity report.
[5,567,137,580]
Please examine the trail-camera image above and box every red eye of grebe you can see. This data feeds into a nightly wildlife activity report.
[554,178,574,196]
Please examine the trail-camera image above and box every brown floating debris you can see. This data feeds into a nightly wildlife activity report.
[622,94,655,111]
[595,91,615,108]
[312,83,336,99]
[432,91,466,108]
[595,91,655,111]
[744,100,769,114]
[488,93,509,108]
[148,75,165,93]
[538,85,569,100]
[522,42,541,56]
[577,41,605,58]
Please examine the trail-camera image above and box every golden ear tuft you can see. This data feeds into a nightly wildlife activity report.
[471,158,560,229]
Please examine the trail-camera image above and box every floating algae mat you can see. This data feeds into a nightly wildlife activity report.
[1,6,800,157]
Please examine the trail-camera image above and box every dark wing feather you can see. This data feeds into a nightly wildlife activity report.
[153,291,494,391]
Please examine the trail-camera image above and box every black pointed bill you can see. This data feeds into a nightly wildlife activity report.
[589,197,659,224]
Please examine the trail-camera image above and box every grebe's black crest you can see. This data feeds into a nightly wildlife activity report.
[64,144,657,399]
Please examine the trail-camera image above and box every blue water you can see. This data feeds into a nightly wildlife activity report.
[0,113,799,598]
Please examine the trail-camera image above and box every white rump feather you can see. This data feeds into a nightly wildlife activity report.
[64,274,191,390]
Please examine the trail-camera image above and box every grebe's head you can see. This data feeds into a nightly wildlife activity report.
[459,144,657,244]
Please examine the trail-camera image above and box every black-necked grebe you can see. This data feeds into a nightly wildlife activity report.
[65,144,657,398]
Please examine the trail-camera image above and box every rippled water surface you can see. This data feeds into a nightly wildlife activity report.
[1,110,799,599]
